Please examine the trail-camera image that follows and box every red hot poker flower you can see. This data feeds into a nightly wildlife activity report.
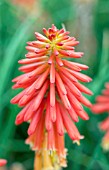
[11,25,92,169]
[92,83,109,151]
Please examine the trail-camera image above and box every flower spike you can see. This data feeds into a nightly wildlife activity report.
[11,25,92,169]
[92,83,109,151]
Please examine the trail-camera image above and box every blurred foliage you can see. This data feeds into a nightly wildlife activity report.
[41,0,74,27]
[0,0,109,170]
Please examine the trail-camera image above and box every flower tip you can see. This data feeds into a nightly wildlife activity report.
[46,44,50,49]
[43,28,48,36]
[15,119,21,125]
[34,32,38,36]
[25,138,29,145]
[90,105,98,114]
[54,49,59,56]
[80,135,84,140]
[84,116,89,121]
[56,42,63,46]
[88,103,93,108]
[15,114,23,125]
[48,60,52,64]
[76,41,80,45]
[15,121,18,125]
[28,129,33,136]
[25,46,29,51]
[10,98,14,104]
[75,116,79,122]
[46,124,52,131]
[12,85,16,89]
[52,24,57,31]
[90,91,93,95]
[18,60,22,64]
[87,65,89,69]
[18,67,22,71]
[81,52,84,56]
[73,140,81,145]
[27,41,32,46]
[89,78,92,82]
[87,77,92,83]
[12,78,16,82]
[34,49,39,53]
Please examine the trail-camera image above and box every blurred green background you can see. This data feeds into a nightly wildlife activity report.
[0,0,109,169]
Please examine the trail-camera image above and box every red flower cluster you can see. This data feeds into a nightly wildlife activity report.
[92,83,109,150]
[11,25,92,169]
[0,159,7,167]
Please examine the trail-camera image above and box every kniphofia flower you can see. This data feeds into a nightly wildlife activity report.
[91,83,109,151]
[11,24,92,169]
[0,159,7,167]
